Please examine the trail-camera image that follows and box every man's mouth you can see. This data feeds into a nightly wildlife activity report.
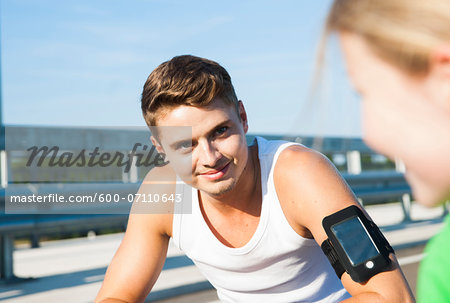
[199,162,231,181]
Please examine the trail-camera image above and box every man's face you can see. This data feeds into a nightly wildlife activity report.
[152,98,249,197]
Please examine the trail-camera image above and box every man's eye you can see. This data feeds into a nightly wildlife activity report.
[176,141,192,151]
[215,126,228,135]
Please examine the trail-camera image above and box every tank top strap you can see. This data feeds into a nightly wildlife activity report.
[255,136,299,183]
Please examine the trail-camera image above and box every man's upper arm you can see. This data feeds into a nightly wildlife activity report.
[274,145,414,302]
[95,166,176,303]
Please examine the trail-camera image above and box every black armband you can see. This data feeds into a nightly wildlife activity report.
[321,205,394,283]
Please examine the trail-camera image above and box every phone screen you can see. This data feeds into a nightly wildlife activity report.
[331,216,380,266]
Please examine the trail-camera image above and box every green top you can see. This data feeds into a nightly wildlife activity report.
[417,214,450,303]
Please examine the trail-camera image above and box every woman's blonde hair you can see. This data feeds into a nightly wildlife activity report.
[323,0,450,73]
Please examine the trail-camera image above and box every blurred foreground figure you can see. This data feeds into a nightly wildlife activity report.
[323,0,450,301]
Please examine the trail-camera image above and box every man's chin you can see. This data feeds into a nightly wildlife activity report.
[200,180,236,197]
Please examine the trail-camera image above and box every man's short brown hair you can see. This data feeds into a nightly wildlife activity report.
[141,55,239,126]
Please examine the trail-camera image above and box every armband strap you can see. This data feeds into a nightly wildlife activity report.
[321,220,395,280]
[321,239,345,278]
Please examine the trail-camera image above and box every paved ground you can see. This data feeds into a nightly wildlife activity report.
[0,202,446,303]
[153,244,429,303]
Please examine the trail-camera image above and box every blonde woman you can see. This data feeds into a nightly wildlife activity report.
[322,0,450,302]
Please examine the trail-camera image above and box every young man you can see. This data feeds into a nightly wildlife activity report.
[95,55,414,302]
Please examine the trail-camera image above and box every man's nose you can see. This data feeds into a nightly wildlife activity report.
[198,140,221,167]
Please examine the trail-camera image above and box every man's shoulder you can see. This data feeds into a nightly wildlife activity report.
[271,145,342,237]
[139,164,178,206]
[275,144,330,174]
[273,145,340,196]
[129,164,179,237]
[143,163,177,183]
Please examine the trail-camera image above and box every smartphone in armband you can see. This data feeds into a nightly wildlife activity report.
[321,205,394,283]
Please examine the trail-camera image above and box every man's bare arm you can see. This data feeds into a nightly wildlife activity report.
[275,146,415,302]
[95,166,176,303]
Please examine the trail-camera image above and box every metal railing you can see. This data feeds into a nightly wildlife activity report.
[0,127,447,299]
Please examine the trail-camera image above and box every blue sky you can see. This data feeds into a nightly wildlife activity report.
[1,0,361,137]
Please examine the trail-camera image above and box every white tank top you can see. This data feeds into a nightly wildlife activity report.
[172,137,351,302]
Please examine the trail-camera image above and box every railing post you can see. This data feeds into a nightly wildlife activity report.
[395,158,406,173]
[346,151,361,174]
[122,154,138,183]
[121,151,129,183]
[129,155,138,183]
[31,232,40,248]
[401,193,412,222]
[395,158,412,222]
[0,234,15,280]
[0,150,7,188]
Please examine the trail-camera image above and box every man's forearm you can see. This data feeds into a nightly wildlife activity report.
[342,291,415,302]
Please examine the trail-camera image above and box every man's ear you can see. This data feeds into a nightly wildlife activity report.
[238,100,249,133]
[150,136,165,154]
